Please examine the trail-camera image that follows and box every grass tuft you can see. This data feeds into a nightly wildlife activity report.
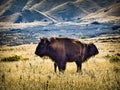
[1,55,30,62]
[109,54,120,63]
[1,55,22,62]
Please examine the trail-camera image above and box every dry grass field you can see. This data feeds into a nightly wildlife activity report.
[0,36,120,90]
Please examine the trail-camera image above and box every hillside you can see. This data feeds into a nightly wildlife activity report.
[0,0,120,22]
[81,3,120,23]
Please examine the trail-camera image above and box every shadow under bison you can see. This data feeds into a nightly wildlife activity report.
[35,37,99,73]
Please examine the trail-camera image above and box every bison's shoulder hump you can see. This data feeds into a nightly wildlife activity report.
[55,37,77,42]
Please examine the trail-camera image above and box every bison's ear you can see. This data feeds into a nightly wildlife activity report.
[48,37,55,42]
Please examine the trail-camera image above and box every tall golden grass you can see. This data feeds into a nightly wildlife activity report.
[0,38,120,90]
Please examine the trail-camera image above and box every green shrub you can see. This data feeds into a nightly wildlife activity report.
[1,55,22,62]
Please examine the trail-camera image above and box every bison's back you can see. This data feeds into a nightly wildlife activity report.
[54,38,84,61]
[55,38,83,53]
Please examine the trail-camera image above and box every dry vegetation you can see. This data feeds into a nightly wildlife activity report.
[0,36,120,90]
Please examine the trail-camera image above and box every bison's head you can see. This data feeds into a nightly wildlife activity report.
[35,38,50,57]
[88,43,99,56]
[82,43,99,62]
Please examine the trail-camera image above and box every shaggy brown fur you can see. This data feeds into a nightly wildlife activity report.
[35,37,99,73]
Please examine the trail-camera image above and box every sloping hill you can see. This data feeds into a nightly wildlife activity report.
[0,12,21,22]
[46,2,87,21]
[0,9,52,23]
[47,0,101,21]
[30,0,75,12]
[106,3,120,16]
[81,3,120,23]
[0,0,120,23]
[0,0,28,16]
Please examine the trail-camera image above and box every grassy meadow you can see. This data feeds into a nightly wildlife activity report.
[0,36,120,90]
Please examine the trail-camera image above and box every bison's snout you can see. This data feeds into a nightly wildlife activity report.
[94,49,99,56]
[35,52,37,55]
[35,50,39,56]
[95,47,99,55]
[96,50,99,55]
[35,50,45,57]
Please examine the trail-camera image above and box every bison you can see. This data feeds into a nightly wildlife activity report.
[35,37,99,73]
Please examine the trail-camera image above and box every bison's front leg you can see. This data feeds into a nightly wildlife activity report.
[75,60,82,72]
[58,61,66,73]
[54,63,57,73]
